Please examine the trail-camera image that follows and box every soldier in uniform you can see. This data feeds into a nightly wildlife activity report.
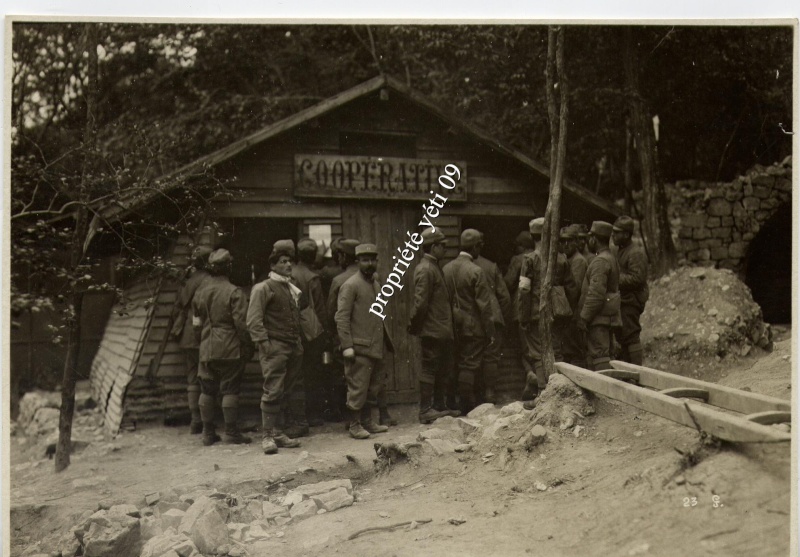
[247,244,304,455]
[574,224,595,266]
[560,226,588,367]
[319,238,344,301]
[577,221,622,371]
[292,238,328,427]
[335,243,395,439]
[442,229,496,415]
[474,232,511,404]
[327,239,361,334]
[409,228,458,423]
[192,249,252,446]
[504,231,536,382]
[504,231,535,296]
[612,216,649,366]
[169,245,213,434]
[517,218,577,401]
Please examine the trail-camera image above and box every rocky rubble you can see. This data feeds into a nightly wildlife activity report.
[641,266,772,367]
[409,374,595,459]
[52,478,357,556]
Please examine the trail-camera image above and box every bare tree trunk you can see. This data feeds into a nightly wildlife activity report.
[539,26,569,382]
[56,24,97,472]
[622,27,677,279]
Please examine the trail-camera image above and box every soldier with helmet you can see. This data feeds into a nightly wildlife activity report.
[192,249,253,446]
[612,216,649,366]
[169,244,213,434]
[577,221,622,371]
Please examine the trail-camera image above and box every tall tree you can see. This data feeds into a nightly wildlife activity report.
[538,26,569,381]
[622,27,677,278]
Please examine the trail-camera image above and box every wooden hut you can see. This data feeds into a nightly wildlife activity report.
[89,75,617,432]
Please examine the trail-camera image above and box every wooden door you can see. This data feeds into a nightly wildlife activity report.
[342,201,420,403]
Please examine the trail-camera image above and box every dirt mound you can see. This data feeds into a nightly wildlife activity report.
[641,267,772,370]
[527,374,595,429]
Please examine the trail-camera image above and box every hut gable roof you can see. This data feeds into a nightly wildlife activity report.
[98,74,617,222]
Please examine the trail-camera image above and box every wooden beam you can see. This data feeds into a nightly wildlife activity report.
[659,388,710,402]
[744,411,792,425]
[216,202,342,219]
[610,360,791,414]
[597,369,640,382]
[556,363,790,443]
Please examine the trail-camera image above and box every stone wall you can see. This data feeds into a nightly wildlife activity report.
[669,157,792,271]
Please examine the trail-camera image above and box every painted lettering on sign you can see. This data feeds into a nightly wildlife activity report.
[293,155,467,201]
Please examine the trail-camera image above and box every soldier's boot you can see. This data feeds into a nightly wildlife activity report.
[458,384,476,416]
[628,344,644,366]
[521,370,538,401]
[221,395,251,444]
[347,408,370,440]
[444,394,461,417]
[188,386,202,434]
[419,382,449,424]
[199,393,220,446]
[433,391,460,418]
[273,411,301,448]
[363,406,389,434]
[378,406,397,427]
[261,410,278,455]
[284,398,310,439]
[483,362,499,404]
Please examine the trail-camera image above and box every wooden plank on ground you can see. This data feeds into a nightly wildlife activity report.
[610,360,791,414]
[556,362,790,443]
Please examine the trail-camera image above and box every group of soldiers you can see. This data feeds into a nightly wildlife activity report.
[169,214,648,455]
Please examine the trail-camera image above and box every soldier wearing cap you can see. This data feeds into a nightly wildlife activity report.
[474,232,511,405]
[577,221,622,371]
[335,243,396,439]
[292,238,328,427]
[612,216,649,366]
[442,229,496,414]
[247,242,304,454]
[169,245,214,434]
[192,249,252,446]
[560,226,589,367]
[517,218,577,402]
[409,228,458,423]
[573,224,594,266]
[327,239,361,335]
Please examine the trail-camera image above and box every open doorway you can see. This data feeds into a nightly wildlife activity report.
[743,203,792,324]
[217,218,300,289]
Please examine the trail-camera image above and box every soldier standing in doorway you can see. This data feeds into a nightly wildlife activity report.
[169,245,213,435]
[612,216,649,366]
[335,243,395,439]
[192,249,252,446]
[409,228,459,423]
[474,232,511,404]
[577,221,622,371]
[247,243,304,455]
[442,229,496,415]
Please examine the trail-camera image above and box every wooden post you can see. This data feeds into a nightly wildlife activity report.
[539,27,569,383]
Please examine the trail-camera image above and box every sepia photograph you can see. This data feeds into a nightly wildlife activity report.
[4,16,796,557]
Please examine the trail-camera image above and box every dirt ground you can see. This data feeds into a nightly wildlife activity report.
[8,331,794,557]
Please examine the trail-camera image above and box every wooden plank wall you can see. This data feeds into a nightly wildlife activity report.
[89,273,161,433]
